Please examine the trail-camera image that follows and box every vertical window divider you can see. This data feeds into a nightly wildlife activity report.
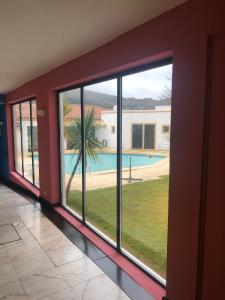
[30,101,35,185]
[81,87,86,223]
[19,103,24,176]
[11,106,16,170]
[117,76,122,250]
[59,97,66,206]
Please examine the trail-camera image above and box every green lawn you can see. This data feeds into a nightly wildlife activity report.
[67,175,169,278]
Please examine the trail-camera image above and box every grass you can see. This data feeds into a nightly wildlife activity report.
[67,175,169,278]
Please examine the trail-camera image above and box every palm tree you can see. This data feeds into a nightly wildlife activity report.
[65,107,104,200]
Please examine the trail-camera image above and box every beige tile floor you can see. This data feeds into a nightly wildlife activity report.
[0,184,130,300]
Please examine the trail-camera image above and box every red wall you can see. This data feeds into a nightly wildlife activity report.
[200,33,225,300]
[6,1,225,299]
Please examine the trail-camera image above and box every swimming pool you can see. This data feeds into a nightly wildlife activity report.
[64,153,165,174]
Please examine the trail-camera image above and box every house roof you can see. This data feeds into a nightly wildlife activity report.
[13,102,37,121]
[13,103,108,121]
[64,105,109,121]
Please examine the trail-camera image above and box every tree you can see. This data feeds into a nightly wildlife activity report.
[160,70,172,100]
[65,106,104,200]
[160,70,172,149]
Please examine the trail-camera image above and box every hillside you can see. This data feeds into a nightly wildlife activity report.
[63,90,171,110]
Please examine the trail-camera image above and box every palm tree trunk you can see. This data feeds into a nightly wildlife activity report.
[66,150,82,200]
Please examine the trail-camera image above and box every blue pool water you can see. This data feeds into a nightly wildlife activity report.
[64,153,165,174]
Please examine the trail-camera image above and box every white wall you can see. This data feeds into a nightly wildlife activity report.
[96,107,171,150]
[18,120,38,154]
[95,112,117,149]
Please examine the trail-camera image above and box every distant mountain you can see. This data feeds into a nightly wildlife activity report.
[63,90,171,110]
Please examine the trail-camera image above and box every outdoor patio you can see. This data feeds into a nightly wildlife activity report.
[65,153,169,191]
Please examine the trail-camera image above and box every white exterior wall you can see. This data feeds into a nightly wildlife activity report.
[95,112,117,149]
[22,121,29,153]
[96,106,171,150]
[16,120,38,154]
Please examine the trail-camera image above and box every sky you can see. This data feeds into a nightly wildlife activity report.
[85,64,172,100]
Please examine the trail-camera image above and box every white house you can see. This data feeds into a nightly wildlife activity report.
[14,103,171,153]
[96,105,171,151]
[12,103,38,156]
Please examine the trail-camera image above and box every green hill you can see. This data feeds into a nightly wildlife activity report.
[63,89,171,110]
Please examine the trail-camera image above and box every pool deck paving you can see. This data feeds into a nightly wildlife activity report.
[22,150,169,191]
[65,156,169,191]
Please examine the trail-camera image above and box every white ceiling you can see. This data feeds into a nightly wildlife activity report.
[0,0,186,93]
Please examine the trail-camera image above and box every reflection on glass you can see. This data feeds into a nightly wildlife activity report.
[13,104,23,174]
[31,100,39,187]
[12,100,39,187]
[59,63,172,281]
[121,64,172,279]
[61,88,82,217]
[84,79,117,242]
[21,102,33,183]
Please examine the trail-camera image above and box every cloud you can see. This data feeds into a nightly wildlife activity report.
[68,64,173,100]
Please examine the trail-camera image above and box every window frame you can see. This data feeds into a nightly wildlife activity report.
[130,123,156,150]
[58,57,172,287]
[162,124,170,134]
[11,98,39,188]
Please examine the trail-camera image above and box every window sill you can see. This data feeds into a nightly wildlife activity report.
[10,171,40,198]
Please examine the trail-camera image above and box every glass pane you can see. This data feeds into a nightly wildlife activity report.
[84,79,117,243]
[144,124,155,149]
[12,104,22,174]
[31,100,40,187]
[121,64,172,279]
[21,102,33,183]
[132,125,143,148]
[60,88,82,217]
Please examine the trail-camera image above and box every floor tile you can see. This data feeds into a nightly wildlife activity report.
[0,262,17,285]
[0,200,11,209]
[12,220,35,241]
[25,216,53,230]
[0,280,28,299]
[15,206,44,227]
[47,245,84,267]
[12,252,54,279]
[5,239,43,261]
[39,287,77,300]
[0,209,19,225]
[71,273,130,300]
[0,185,135,300]
[56,256,103,286]
[30,224,63,240]
[37,233,73,251]
[9,197,33,208]
[0,224,21,244]
[0,244,11,264]
[20,268,69,300]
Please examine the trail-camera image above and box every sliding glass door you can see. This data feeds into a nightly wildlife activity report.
[21,102,33,183]
[12,104,23,174]
[59,88,83,218]
[132,124,143,149]
[12,99,39,187]
[84,79,117,243]
[59,60,172,284]
[121,66,171,280]
[31,99,40,187]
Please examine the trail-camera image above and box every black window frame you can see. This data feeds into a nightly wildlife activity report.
[58,57,172,287]
[11,98,39,188]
